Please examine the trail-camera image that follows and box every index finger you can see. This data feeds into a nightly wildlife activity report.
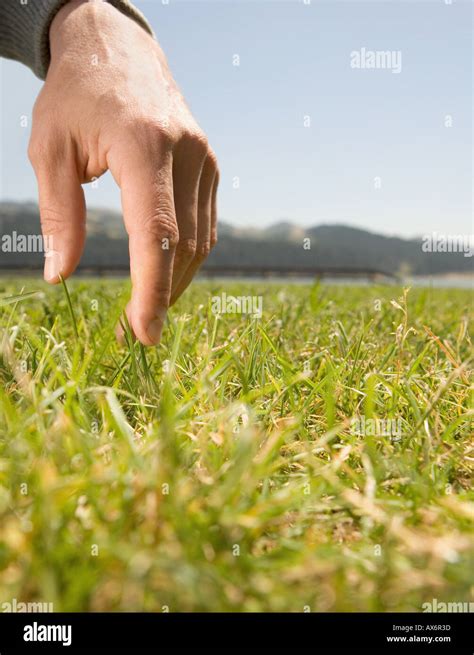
[118,148,178,346]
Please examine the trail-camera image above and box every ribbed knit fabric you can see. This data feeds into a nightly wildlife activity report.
[0,0,154,79]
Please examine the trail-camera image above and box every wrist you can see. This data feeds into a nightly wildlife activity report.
[50,0,154,54]
[50,1,112,53]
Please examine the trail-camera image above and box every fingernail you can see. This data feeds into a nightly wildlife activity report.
[44,250,62,283]
[146,308,167,344]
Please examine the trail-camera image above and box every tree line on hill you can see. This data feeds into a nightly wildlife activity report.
[0,202,471,277]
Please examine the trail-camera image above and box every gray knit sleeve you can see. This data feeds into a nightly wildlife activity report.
[0,0,154,80]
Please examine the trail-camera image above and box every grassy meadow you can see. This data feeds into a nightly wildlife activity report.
[0,278,472,612]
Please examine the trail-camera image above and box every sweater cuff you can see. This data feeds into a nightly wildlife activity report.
[0,0,154,80]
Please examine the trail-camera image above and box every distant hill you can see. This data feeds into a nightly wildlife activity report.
[0,201,471,276]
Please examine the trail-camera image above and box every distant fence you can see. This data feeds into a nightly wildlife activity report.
[0,264,397,280]
[199,265,397,280]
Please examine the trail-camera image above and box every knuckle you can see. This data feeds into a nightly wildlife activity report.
[28,136,48,166]
[207,147,219,171]
[186,129,209,158]
[28,130,61,167]
[210,233,218,249]
[155,125,175,152]
[175,238,197,259]
[139,117,175,151]
[148,280,172,305]
[141,211,179,246]
[195,241,211,260]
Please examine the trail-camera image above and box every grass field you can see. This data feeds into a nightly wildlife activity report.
[0,279,472,612]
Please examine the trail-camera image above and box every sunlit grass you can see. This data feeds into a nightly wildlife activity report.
[0,278,472,612]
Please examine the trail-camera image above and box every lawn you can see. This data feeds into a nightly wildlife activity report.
[0,279,472,612]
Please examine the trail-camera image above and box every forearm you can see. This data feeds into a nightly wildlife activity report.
[0,0,153,79]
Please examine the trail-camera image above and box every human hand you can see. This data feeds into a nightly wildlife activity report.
[28,0,219,345]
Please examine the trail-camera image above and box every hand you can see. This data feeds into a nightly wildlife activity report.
[28,0,219,345]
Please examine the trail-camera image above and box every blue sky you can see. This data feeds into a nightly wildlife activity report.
[0,0,472,237]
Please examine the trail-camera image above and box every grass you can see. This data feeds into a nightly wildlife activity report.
[0,278,472,612]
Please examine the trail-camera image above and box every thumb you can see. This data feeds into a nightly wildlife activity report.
[29,140,86,283]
